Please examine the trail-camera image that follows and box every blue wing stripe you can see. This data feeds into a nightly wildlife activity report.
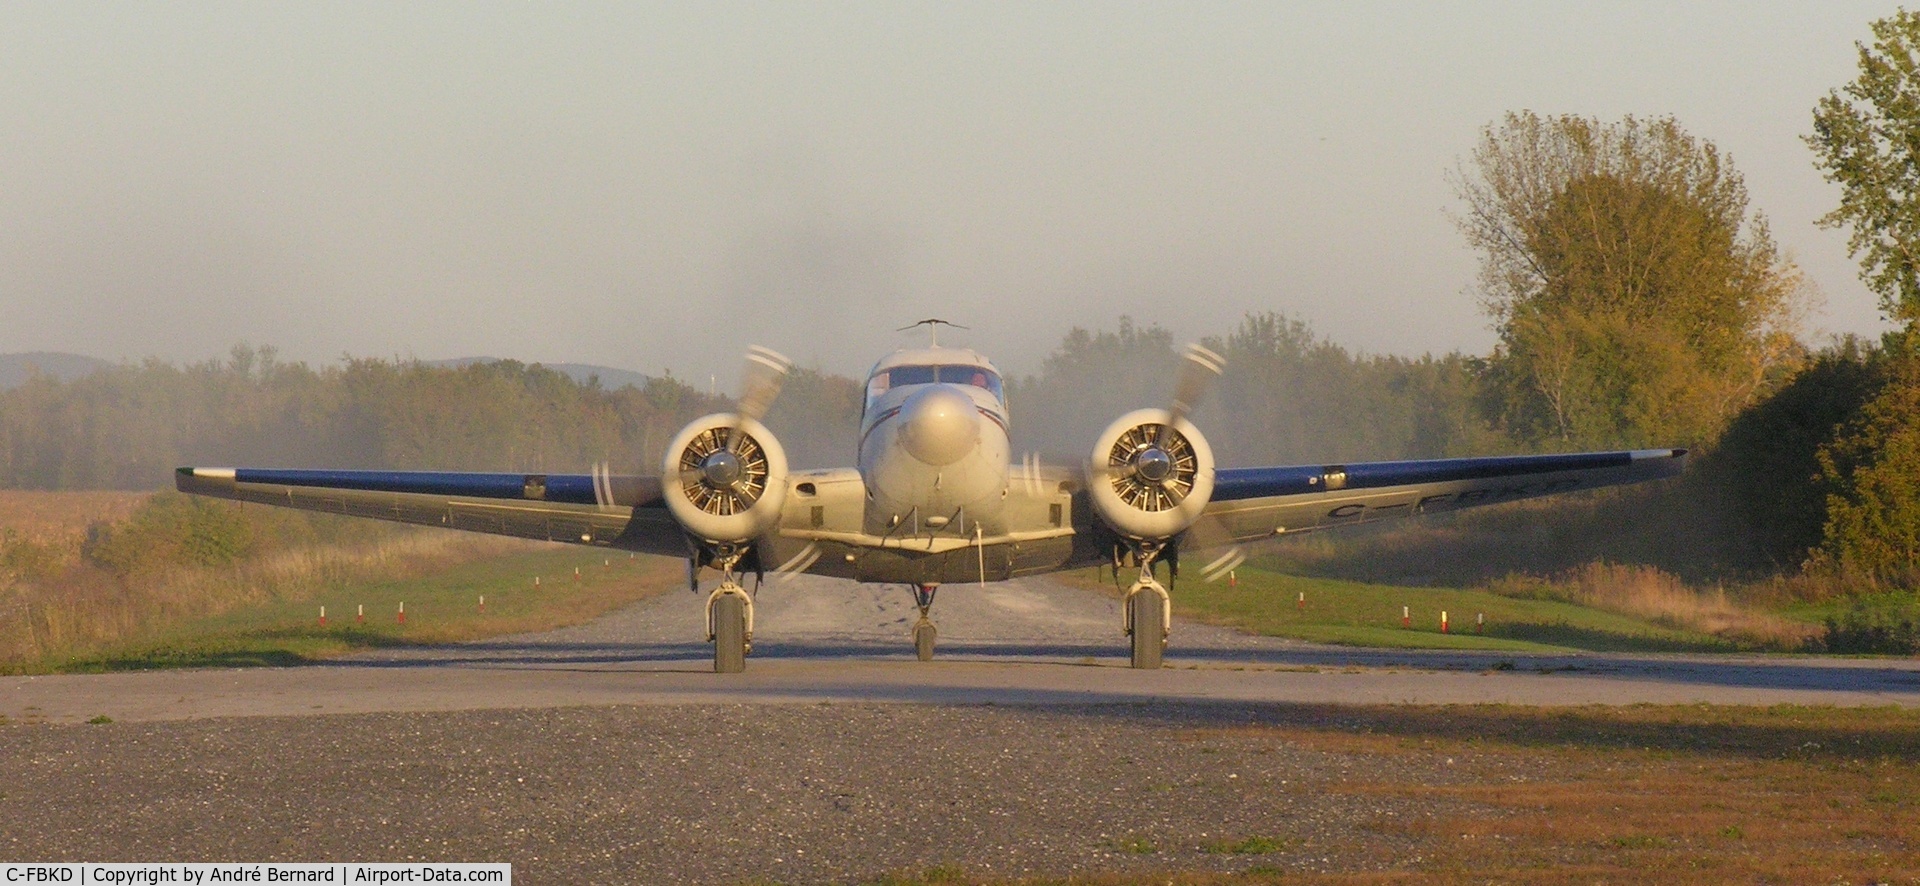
[228,468,656,508]
[1213,451,1653,502]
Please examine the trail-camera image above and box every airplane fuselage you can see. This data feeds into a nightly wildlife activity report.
[757,344,1085,587]
[856,346,1013,542]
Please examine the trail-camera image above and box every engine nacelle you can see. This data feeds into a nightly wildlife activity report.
[661,413,790,544]
[1087,408,1216,541]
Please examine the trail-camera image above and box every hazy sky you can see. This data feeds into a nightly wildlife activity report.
[0,2,1898,383]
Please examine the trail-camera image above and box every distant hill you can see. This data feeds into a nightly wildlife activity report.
[426,357,652,390]
[0,352,113,389]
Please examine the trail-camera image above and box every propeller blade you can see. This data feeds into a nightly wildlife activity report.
[772,541,822,583]
[736,345,792,425]
[1165,342,1225,433]
[1181,512,1247,584]
[726,346,791,455]
[591,461,616,512]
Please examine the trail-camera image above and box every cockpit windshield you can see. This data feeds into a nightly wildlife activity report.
[865,364,1004,409]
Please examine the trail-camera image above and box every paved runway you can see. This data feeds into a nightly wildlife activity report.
[5,573,1917,725]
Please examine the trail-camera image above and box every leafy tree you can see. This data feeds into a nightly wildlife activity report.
[1807,11,1920,577]
[1455,112,1805,449]
[1810,10,1920,326]
[1704,338,1878,569]
[1811,337,1920,576]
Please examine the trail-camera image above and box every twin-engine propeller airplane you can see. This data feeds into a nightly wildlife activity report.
[178,322,1686,672]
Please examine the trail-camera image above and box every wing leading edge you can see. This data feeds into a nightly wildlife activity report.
[178,448,1686,575]
[175,467,688,556]
[1198,448,1687,546]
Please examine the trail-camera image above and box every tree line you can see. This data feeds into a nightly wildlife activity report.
[0,347,729,488]
[0,305,1863,579]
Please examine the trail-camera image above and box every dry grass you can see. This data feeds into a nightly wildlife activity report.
[13,532,535,662]
[3,524,535,666]
[0,490,563,667]
[1491,562,1822,650]
[863,705,1920,885]
[1,490,688,670]
[1221,704,1920,884]
[0,490,147,543]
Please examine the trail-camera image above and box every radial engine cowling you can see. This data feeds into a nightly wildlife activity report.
[661,413,790,544]
[1087,408,1216,541]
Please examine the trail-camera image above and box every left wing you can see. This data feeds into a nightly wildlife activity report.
[1197,448,1687,546]
[175,467,690,556]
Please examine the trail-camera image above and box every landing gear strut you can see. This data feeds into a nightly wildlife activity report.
[1120,544,1170,670]
[704,548,755,674]
[911,583,938,661]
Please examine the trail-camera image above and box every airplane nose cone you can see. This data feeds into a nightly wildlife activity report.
[899,385,980,466]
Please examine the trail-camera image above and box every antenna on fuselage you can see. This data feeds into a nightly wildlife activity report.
[897,318,968,347]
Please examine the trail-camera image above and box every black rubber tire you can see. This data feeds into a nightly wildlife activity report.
[713,593,747,674]
[1129,592,1164,670]
[914,622,936,661]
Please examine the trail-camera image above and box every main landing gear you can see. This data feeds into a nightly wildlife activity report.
[910,583,938,661]
[704,549,755,674]
[1121,545,1171,670]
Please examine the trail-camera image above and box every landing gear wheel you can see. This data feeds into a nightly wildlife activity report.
[1128,590,1165,670]
[713,592,747,674]
[914,620,937,661]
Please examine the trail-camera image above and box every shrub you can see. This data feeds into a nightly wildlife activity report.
[82,493,256,576]
[1,530,74,583]
[1813,594,1920,655]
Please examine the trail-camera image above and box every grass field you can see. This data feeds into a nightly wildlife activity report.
[42,546,683,672]
[858,704,1920,885]
[0,489,148,542]
[0,490,1855,669]
[0,490,685,673]
[1066,564,1822,654]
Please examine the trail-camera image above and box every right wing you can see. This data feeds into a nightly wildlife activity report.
[175,467,691,556]
[1198,448,1688,547]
